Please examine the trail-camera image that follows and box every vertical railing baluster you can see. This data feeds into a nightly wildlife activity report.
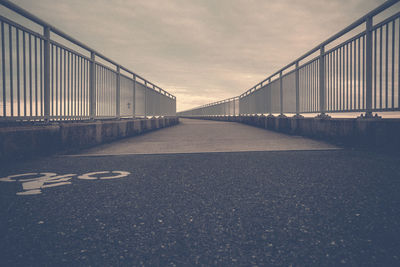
[342,46,345,111]
[350,42,353,110]
[29,34,32,116]
[72,53,75,117]
[43,26,50,121]
[35,37,38,116]
[71,52,74,117]
[63,49,66,117]
[279,72,283,115]
[74,54,77,117]
[331,51,334,111]
[357,38,362,109]
[80,57,83,117]
[67,51,70,117]
[233,97,236,116]
[144,81,147,118]
[1,22,5,117]
[86,60,89,116]
[109,70,111,116]
[153,84,157,117]
[312,61,315,111]
[398,17,400,109]
[101,66,104,116]
[353,40,356,110]
[338,47,341,111]
[97,64,100,116]
[116,65,120,119]
[335,48,338,111]
[295,61,300,115]
[77,55,80,117]
[363,35,365,110]
[9,25,14,117]
[385,23,389,109]
[346,43,349,111]
[100,65,102,117]
[299,68,304,115]
[391,20,395,109]
[74,55,79,117]
[267,79,271,115]
[55,45,58,117]
[132,74,136,118]
[379,27,383,109]
[16,28,20,117]
[306,64,309,112]
[82,58,85,116]
[40,38,43,116]
[311,61,314,111]
[365,16,373,117]
[373,29,377,110]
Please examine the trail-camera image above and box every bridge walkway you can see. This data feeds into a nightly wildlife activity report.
[74,118,338,156]
[1,119,399,266]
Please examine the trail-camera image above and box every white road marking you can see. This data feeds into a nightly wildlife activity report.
[77,171,131,180]
[0,173,40,182]
[100,171,131,180]
[0,171,130,195]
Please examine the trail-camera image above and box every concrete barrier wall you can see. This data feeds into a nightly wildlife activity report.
[182,115,400,152]
[0,117,179,163]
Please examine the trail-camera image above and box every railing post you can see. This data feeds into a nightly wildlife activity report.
[144,81,147,118]
[267,78,272,115]
[319,45,326,115]
[239,97,241,116]
[174,97,176,116]
[132,74,136,118]
[295,61,300,115]
[116,65,120,119]
[153,85,158,116]
[262,83,267,114]
[365,16,373,117]
[279,72,283,115]
[43,26,50,121]
[238,97,241,116]
[225,101,227,116]
[89,51,96,119]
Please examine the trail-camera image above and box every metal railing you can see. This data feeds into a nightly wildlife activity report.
[0,0,176,121]
[178,0,400,117]
[178,96,239,117]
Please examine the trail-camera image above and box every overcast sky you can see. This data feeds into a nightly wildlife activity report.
[5,0,389,111]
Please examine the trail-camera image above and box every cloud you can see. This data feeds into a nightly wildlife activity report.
[5,0,391,111]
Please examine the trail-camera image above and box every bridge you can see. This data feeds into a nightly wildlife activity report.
[1,0,400,266]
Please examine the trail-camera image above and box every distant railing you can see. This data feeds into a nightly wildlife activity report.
[178,96,239,117]
[0,0,176,121]
[178,0,400,117]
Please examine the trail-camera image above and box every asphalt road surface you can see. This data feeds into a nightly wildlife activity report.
[0,119,399,266]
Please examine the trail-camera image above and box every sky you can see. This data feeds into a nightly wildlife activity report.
[3,0,390,111]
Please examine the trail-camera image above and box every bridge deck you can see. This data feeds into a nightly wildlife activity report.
[2,119,400,266]
[74,118,338,156]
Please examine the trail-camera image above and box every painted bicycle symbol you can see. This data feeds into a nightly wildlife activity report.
[0,171,131,195]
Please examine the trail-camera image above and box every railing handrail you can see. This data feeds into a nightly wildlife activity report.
[0,0,175,99]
